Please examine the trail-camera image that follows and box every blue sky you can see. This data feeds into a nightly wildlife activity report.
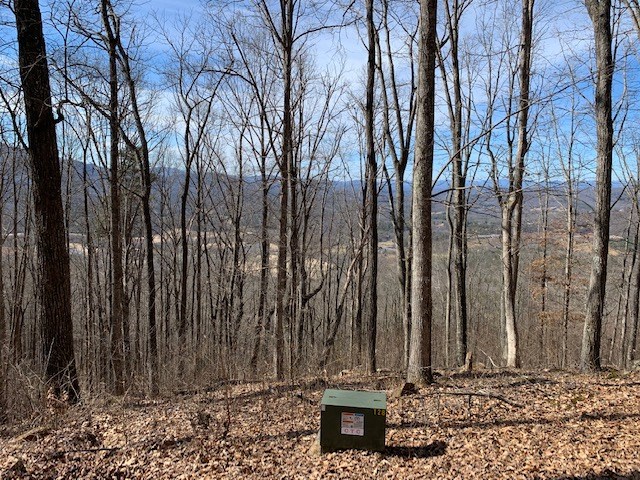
[3,0,639,185]
[136,0,368,81]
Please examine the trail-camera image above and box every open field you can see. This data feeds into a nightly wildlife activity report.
[2,370,640,479]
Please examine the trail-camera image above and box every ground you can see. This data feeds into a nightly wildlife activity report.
[1,370,640,479]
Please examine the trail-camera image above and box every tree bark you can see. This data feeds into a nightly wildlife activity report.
[581,0,614,371]
[114,24,159,393]
[14,0,80,402]
[250,114,270,376]
[0,205,6,420]
[364,0,378,375]
[407,0,437,385]
[439,0,470,368]
[377,0,415,371]
[273,0,294,380]
[625,178,640,368]
[101,0,125,396]
[562,180,575,368]
[495,0,534,369]
[626,237,640,368]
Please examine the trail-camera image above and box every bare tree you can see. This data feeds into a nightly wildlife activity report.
[437,0,481,368]
[0,77,32,371]
[14,0,80,401]
[0,146,9,420]
[106,6,160,392]
[483,0,535,368]
[407,0,437,385]
[581,0,614,371]
[217,0,346,377]
[617,142,640,369]
[100,0,125,396]
[376,0,416,370]
[363,0,378,374]
[550,97,582,368]
[245,0,295,380]
[162,15,224,371]
[624,0,640,35]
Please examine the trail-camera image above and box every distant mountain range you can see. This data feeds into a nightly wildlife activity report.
[0,146,633,243]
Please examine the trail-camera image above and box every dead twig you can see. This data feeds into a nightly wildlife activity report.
[426,390,524,408]
[14,426,52,442]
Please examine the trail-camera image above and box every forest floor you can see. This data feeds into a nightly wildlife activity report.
[1,369,640,479]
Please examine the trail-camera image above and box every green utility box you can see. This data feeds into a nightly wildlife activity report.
[320,389,386,453]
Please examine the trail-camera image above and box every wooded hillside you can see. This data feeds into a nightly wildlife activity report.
[0,0,639,446]
[2,370,640,479]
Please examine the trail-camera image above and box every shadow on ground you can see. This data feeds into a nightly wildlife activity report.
[387,411,640,432]
[384,440,447,459]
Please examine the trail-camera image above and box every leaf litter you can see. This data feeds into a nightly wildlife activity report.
[1,370,640,479]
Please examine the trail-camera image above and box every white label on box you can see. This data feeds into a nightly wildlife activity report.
[341,412,365,436]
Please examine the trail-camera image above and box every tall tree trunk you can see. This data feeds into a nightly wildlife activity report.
[610,211,636,365]
[179,143,191,362]
[538,186,549,366]
[444,201,453,367]
[101,0,125,396]
[0,205,6,421]
[559,125,578,368]
[581,0,614,371]
[363,0,378,375]
[288,143,299,376]
[407,0,437,385]
[440,0,470,368]
[114,30,159,393]
[10,160,27,363]
[94,236,107,383]
[626,233,640,368]
[250,120,270,375]
[620,213,639,367]
[377,0,415,371]
[194,157,203,377]
[80,115,97,385]
[500,0,534,369]
[354,227,364,366]
[624,180,640,368]
[14,0,80,402]
[273,0,294,380]
[561,191,575,368]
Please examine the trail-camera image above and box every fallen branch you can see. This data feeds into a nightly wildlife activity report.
[478,349,499,369]
[15,427,51,442]
[428,390,523,408]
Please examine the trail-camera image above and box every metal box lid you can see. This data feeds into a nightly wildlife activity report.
[321,389,386,410]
